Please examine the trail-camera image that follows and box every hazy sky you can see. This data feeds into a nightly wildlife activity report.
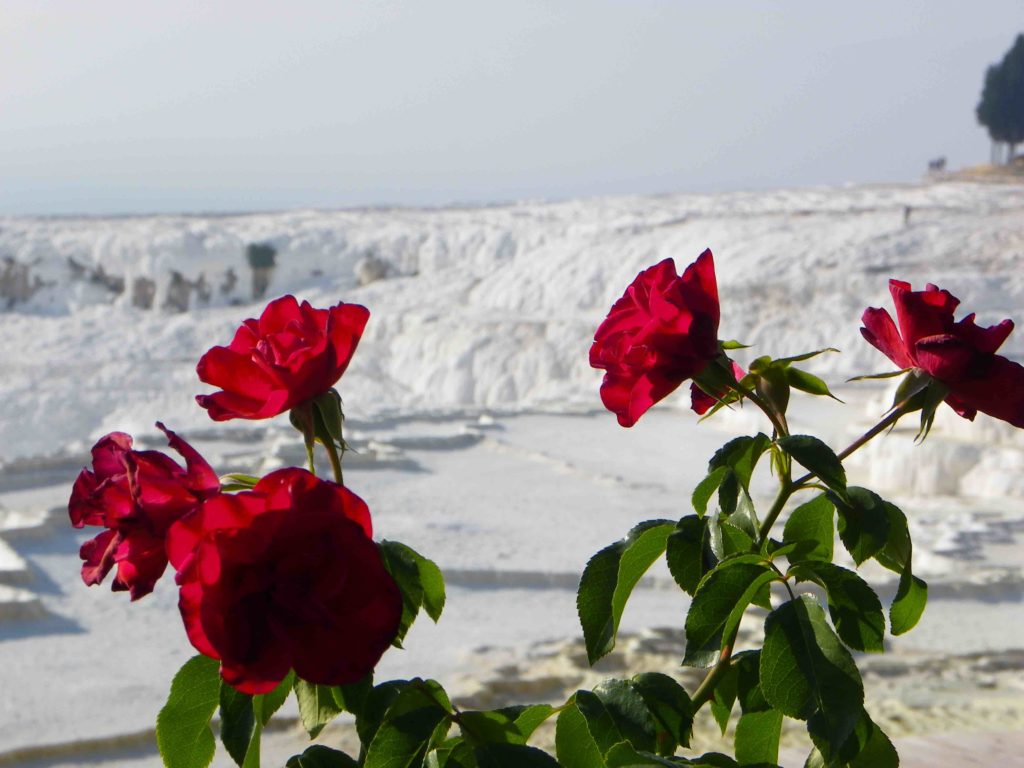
[1,1,1021,215]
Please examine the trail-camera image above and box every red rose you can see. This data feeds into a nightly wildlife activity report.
[861,279,1024,428]
[166,468,402,694]
[68,424,219,600]
[196,295,369,421]
[590,250,721,427]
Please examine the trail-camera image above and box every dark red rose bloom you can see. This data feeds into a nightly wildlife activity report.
[690,361,746,415]
[196,295,369,421]
[166,468,402,694]
[861,279,1024,428]
[590,249,720,427]
[68,424,219,600]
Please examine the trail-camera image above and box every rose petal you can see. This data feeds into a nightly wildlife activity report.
[860,307,914,369]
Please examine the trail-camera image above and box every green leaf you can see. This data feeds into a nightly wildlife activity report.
[810,710,898,768]
[848,718,898,768]
[683,561,776,667]
[508,705,557,741]
[733,651,769,714]
[734,709,783,766]
[156,655,221,768]
[891,569,928,635]
[474,743,561,768]
[603,742,689,766]
[710,518,756,561]
[576,690,628,754]
[333,674,373,719]
[458,710,524,746]
[593,679,658,754]
[364,679,453,768]
[690,753,743,767]
[782,495,835,563]
[831,488,891,565]
[710,663,737,735]
[578,520,675,664]
[709,435,772,514]
[630,672,693,753]
[760,596,863,752]
[427,739,476,768]
[555,696,610,768]
[261,671,294,724]
[380,540,447,646]
[777,436,846,495]
[791,563,885,653]
[242,696,265,768]
[727,488,760,542]
[286,745,360,767]
[219,683,255,767]
[666,516,714,596]
[692,467,730,517]
[356,680,407,747]
[786,368,842,401]
[873,501,911,574]
[295,679,345,739]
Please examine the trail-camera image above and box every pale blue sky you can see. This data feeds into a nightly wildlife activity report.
[1,1,1021,215]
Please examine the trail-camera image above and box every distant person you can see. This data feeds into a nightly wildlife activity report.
[903,205,912,226]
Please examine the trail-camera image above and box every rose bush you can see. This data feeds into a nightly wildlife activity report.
[590,249,721,427]
[196,294,369,421]
[861,278,1024,427]
[69,423,218,600]
[68,274,1024,768]
[166,468,402,695]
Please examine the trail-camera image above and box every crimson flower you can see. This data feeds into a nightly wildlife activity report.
[196,295,369,421]
[861,279,1024,428]
[166,468,402,694]
[68,424,219,600]
[590,249,721,427]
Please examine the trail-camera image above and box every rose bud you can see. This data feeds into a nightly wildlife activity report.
[196,295,369,421]
[68,424,219,600]
[166,468,402,694]
[590,249,721,427]
[861,279,1024,428]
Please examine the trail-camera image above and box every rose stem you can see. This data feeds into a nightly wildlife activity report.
[322,437,345,485]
